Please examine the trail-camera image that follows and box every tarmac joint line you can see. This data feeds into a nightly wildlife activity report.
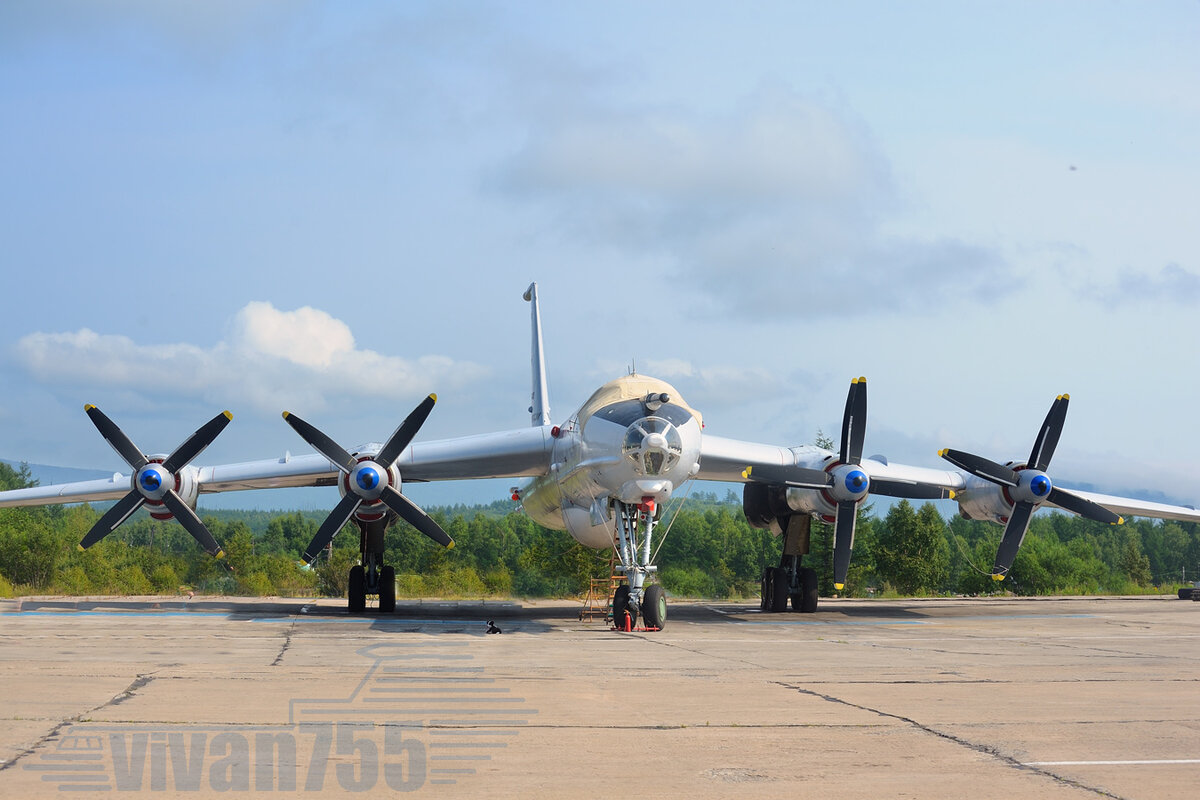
[0,671,157,773]
[774,682,1128,800]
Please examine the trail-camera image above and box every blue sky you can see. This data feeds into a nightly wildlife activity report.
[1,1,1198,509]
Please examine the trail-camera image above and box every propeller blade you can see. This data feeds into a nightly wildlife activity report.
[869,479,954,500]
[160,491,225,558]
[282,412,359,474]
[839,377,867,465]
[80,490,145,549]
[85,405,148,471]
[1028,394,1069,472]
[992,501,1035,580]
[162,410,233,473]
[939,448,1020,488]
[741,464,832,490]
[1048,487,1123,525]
[303,493,362,564]
[375,394,437,468]
[381,486,455,549]
[832,500,857,590]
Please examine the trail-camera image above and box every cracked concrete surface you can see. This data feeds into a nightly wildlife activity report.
[1,595,1198,798]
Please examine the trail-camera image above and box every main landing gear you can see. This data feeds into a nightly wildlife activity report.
[612,499,667,630]
[346,516,397,613]
[760,514,819,614]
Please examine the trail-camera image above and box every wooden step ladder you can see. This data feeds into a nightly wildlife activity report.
[579,548,624,623]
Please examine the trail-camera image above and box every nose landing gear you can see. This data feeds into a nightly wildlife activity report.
[612,498,666,630]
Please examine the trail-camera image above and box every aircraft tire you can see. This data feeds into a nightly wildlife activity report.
[613,585,635,630]
[769,567,790,613]
[348,565,367,613]
[642,584,666,629]
[378,566,396,613]
[1179,588,1195,600]
[799,567,819,613]
[760,569,771,611]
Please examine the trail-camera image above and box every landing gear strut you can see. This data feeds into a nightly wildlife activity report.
[761,514,820,613]
[613,498,666,630]
[346,516,397,613]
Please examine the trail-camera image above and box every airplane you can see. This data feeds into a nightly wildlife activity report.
[3,282,1200,628]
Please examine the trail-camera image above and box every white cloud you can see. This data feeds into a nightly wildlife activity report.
[14,302,488,416]
[497,85,1011,318]
[1082,263,1200,307]
[230,302,355,369]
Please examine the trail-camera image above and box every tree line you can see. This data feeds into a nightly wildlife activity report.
[1,462,1196,600]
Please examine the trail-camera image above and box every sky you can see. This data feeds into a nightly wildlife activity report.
[1,1,1198,511]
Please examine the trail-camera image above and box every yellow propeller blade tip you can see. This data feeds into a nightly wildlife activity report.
[77,544,86,552]
[857,376,866,383]
[938,448,947,457]
[948,490,956,500]
[1117,516,1125,525]
[992,573,1006,581]
[742,467,753,479]
[281,411,290,419]
[834,583,845,591]
[215,551,226,560]
[430,393,438,402]
[222,410,233,421]
[446,541,455,550]
[1062,393,1070,400]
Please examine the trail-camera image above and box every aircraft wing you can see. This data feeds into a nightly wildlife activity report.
[0,426,555,509]
[701,433,1200,524]
[697,433,965,494]
[1050,488,1200,524]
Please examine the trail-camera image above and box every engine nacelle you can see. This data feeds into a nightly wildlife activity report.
[953,472,1014,524]
[338,453,402,524]
[743,482,794,534]
[143,460,200,522]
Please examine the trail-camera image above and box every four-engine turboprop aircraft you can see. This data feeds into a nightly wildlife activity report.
[3,283,1200,628]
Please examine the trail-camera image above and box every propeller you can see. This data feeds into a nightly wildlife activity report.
[827,377,869,592]
[80,405,231,557]
[282,393,454,564]
[940,394,1122,581]
[743,377,954,591]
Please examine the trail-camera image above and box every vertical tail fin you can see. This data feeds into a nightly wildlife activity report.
[523,282,552,427]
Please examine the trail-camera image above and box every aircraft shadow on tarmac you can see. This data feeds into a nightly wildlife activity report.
[9,596,935,631]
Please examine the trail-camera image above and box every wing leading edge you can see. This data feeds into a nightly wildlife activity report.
[0,425,555,510]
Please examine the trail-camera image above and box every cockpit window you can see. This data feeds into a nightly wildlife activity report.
[597,400,693,428]
[623,417,684,476]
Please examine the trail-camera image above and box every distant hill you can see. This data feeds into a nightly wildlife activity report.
[1,459,114,487]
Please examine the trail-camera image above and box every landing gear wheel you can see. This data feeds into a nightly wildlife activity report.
[612,585,636,630]
[378,566,396,613]
[798,566,819,613]
[769,566,790,613]
[348,564,366,613]
[642,584,667,629]
[760,568,771,611]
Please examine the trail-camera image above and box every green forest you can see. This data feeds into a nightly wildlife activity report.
[1,461,1197,601]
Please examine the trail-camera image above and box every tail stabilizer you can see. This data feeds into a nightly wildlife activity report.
[523,282,552,426]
